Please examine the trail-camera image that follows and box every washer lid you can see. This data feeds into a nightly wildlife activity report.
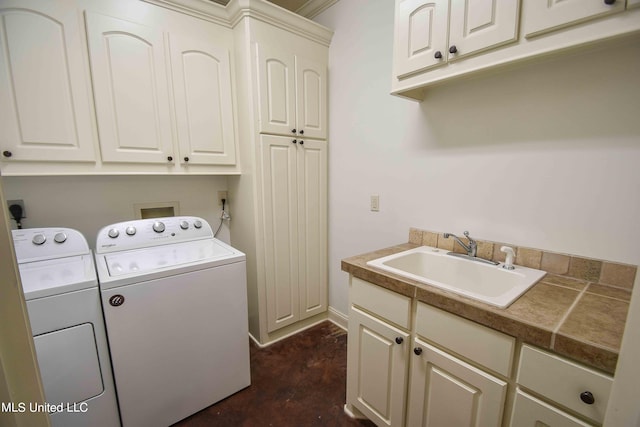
[103,238,235,278]
[17,255,97,300]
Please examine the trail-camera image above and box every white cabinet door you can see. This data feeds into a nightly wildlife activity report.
[394,0,449,78]
[347,306,409,427]
[257,43,296,138]
[522,0,625,38]
[86,12,174,164]
[296,139,327,320]
[257,43,327,140]
[260,135,299,333]
[295,56,327,140]
[170,34,236,166]
[510,390,594,427]
[407,338,507,427]
[0,0,95,162]
[449,0,519,60]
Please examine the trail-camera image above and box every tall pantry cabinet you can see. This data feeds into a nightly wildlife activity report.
[228,1,332,345]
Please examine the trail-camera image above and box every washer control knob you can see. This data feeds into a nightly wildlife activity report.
[180,220,189,230]
[54,232,67,244]
[32,234,46,245]
[152,221,165,233]
[108,228,120,239]
[126,226,136,236]
[193,220,202,229]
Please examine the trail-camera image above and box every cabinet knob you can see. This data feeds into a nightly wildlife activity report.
[604,0,616,4]
[167,156,173,162]
[580,391,595,405]
[413,347,423,356]
[184,157,189,162]
[434,51,443,59]
[299,129,304,135]
[299,140,304,145]
[395,337,403,345]
[291,128,297,134]
[2,150,12,158]
[449,45,458,54]
[292,139,297,144]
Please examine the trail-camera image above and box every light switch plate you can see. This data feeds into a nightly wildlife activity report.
[370,195,379,212]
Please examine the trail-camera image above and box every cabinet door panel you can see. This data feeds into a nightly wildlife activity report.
[347,307,409,427]
[297,140,327,319]
[171,34,236,165]
[257,43,296,136]
[408,338,507,427]
[295,57,326,140]
[86,12,173,163]
[522,0,625,38]
[261,135,299,332]
[0,2,95,162]
[449,0,519,60]
[394,0,448,79]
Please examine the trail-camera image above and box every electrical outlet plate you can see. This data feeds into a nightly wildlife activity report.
[218,191,228,206]
[7,199,26,218]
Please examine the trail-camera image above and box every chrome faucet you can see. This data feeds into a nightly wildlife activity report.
[443,231,477,257]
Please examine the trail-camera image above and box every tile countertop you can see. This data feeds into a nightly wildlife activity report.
[342,243,632,375]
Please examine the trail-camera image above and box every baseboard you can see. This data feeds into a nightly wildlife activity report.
[327,306,348,331]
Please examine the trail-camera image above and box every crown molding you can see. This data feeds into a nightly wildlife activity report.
[142,0,231,26]
[295,0,338,19]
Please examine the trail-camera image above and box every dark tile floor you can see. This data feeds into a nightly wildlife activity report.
[173,321,375,427]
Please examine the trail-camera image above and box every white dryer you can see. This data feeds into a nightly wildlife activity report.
[11,227,120,427]
[94,216,250,427]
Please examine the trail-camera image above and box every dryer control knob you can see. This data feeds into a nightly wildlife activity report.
[32,234,46,245]
[126,226,136,236]
[153,221,165,233]
[193,220,202,229]
[54,232,67,244]
[108,228,120,239]
[180,221,189,230]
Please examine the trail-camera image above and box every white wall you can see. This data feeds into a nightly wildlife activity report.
[2,175,230,247]
[314,0,640,316]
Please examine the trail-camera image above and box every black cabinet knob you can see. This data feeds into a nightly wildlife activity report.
[2,150,12,158]
[434,51,442,59]
[292,139,297,144]
[299,140,304,145]
[167,156,173,162]
[604,0,616,4]
[184,157,189,162]
[413,347,422,356]
[580,391,595,405]
[299,129,304,135]
[291,128,297,134]
[449,45,458,54]
[395,337,403,345]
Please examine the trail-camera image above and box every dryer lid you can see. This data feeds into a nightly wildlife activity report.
[17,255,97,300]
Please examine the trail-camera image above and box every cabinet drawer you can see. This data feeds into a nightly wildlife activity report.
[350,277,411,329]
[415,302,515,376]
[510,389,594,427]
[517,345,612,424]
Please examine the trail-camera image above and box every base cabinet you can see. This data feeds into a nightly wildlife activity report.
[511,390,594,427]
[347,307,409,427]
[407,338,507,427]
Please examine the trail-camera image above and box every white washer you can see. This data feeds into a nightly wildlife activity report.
[11,228,120,427]
[94,216,250,427]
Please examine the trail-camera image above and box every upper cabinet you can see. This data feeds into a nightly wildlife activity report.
[85,12,174,165]
[392,0,640,101]
[523,0,625,38]
[257,42,327,140]
[394,0,519,79]
[0,0,239,175]
[0,0,96,163]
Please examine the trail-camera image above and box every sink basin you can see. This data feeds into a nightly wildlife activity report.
[366,246,546,308]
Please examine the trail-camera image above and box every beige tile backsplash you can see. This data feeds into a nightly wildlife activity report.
[408,227,637,290]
